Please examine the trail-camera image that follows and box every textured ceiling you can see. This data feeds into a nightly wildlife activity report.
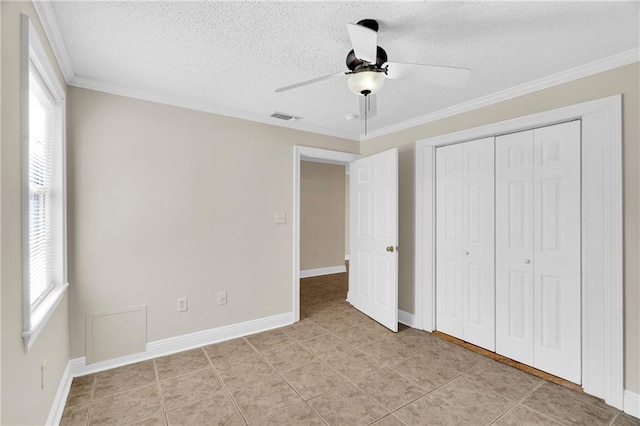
[51,1,639,140]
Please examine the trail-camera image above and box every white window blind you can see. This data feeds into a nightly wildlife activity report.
[21,14,68,352]
[28,63,57,309]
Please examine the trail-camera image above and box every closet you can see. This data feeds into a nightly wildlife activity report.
[435,120,581,384]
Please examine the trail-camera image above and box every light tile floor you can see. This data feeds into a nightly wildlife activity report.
[61,273,638,425]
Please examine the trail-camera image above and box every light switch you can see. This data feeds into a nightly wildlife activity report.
[275,213,287,224]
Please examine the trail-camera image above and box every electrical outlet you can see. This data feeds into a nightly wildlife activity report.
[177,297,188,312]
[41,360,47,389]
[218,291,227,305]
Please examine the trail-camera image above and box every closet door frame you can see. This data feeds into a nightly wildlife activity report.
[415,95,622,408]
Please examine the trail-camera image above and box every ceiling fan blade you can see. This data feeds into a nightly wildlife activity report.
[275,72,345,93]
[359,94,377,120]
[347,23,377,63]
[384,62,471,88]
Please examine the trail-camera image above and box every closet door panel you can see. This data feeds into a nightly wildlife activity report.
[496,130,535,365]
[436,144,464,337]
[462,137,495,350]
[533,121,581,384]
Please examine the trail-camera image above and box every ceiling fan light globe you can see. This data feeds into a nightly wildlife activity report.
[347,71,385,96]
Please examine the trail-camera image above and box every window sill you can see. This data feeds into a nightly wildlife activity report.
[22,282,69,352]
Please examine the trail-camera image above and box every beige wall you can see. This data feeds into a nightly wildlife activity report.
[300,161,346,271]
[1,2,71,424]
[67,87,358,358]
[361,63,640,394]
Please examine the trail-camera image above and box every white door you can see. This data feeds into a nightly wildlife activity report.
[436,138,495,350]
[462,138,495,350]
[348,148,398,332]
[496,121,581,383]
[532,121,581,383]
[435,143,464,338]
[496,130,535,365]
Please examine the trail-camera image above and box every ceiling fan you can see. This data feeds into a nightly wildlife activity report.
[275,19,471,130]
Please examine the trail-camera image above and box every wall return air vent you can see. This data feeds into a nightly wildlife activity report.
[271,112,301,121]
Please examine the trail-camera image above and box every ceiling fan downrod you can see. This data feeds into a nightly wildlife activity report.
[363,91,370,135]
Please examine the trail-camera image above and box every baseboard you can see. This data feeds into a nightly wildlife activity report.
[398,310,416,328]
[624,390,640,418]
[46,359,73,425]
[68,311,293,378]
[300,265,346,278]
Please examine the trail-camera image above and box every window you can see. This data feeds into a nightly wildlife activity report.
[21,15,68,351]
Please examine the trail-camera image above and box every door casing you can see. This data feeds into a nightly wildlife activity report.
[415,95,623,408]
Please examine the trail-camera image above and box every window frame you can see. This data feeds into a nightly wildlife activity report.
[21,14,68,352]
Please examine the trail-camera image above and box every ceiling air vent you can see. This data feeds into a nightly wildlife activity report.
[271,112,300,121]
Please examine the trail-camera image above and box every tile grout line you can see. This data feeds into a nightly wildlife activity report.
[310,332,393,423]
[85,375,97,426]
[386,358,463,396]
[369,413,408,426]
[89,378,159,403]
[299,289,425,423]
[434,392,491,425]
[378,353,496,423]
[297,279,398,424]
[305,358,390,426]
[438,361,545,426]
[258,351,335,426]
[151,358,171,426]
[608,412,621,426]
[245,335,333,425]
[487,381,554,426]
[302,401,331,426]
[251,309,393,424]
[154,364,214,383]
[521,380,618,426]
[203,346,250,425]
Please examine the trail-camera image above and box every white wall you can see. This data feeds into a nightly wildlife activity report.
[66,87,359,358]
[1,2,71,424]
[300,161,346,271]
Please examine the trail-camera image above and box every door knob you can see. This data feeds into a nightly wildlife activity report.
[464,250,469,255]
[524,259,531,264]
[386,246,395,252]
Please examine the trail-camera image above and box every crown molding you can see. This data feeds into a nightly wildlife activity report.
[32,0,75,83]
[69,76,359,141]
[361,48,639,141]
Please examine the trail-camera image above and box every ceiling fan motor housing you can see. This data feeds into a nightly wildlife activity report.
[346,46,388,71]
[356,19,379,32]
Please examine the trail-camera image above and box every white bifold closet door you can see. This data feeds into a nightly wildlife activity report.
[436,137,495,351]
[495,121,581,384]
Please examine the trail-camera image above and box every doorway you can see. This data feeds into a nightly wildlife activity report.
[299,160,349,313]
[299,161,348,279]
[292,146,360,322]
